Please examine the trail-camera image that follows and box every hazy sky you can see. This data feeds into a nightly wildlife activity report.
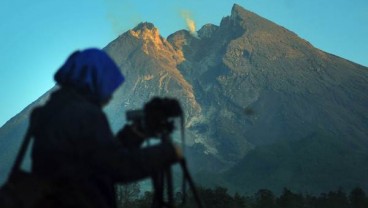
[0,0,367,127]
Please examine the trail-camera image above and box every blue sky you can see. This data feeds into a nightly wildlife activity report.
[0,0,367,127]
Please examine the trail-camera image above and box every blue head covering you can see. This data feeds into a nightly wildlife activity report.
[54,48,124,103]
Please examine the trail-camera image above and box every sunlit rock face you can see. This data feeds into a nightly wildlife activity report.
[1,4,367,194]
[103,22,202,139]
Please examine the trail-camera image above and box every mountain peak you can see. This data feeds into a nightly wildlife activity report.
[129,22,161,43]
[230,4,250,21]
[123,22,185,64]
[219,4,256,32]
[231,4,245,13]
[198,24,219,39]
[133,22,156,31]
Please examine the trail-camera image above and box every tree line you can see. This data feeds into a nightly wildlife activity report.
[116,184,368,208]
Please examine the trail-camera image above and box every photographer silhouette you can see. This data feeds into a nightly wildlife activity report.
[28,48,181,208]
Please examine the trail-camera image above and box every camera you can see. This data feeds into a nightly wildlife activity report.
[126,97,183,137]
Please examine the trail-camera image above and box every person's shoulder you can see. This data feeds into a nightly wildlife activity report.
[53,88,105,120]
[69,98,104,120]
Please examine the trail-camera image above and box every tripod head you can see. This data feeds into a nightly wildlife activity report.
[126,97,183,139]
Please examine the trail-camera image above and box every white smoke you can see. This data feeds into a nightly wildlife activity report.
[180,10,198,38]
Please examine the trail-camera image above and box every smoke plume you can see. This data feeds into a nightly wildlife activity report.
[180,10,198,37]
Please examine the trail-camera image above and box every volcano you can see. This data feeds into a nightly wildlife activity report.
[1,4,367,194]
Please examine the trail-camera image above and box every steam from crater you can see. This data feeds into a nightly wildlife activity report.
[180,10,198,37]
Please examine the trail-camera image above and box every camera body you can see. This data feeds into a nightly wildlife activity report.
[126,97,183,137]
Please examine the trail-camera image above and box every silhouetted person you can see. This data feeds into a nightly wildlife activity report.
[29,48,180,208]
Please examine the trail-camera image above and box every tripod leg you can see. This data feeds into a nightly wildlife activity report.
[151,172,164,208]
[180,159,204,208]
[165,167,174,207]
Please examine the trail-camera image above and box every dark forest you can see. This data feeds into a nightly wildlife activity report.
[116,185,368,208]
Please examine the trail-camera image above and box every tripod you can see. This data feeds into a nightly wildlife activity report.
[125,97,204,208]
[151,133,204,208]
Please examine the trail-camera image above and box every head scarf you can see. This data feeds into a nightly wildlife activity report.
[54,48,124,103]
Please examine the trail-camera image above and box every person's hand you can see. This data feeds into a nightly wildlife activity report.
[130,124,149,140]
[117,124,147,148]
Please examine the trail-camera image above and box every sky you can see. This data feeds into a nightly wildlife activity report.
[0,0,367,127]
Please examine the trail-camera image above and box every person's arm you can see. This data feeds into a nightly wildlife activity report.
[79,109,179,183]
[92,141,178,183]
[116,124,147,149]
